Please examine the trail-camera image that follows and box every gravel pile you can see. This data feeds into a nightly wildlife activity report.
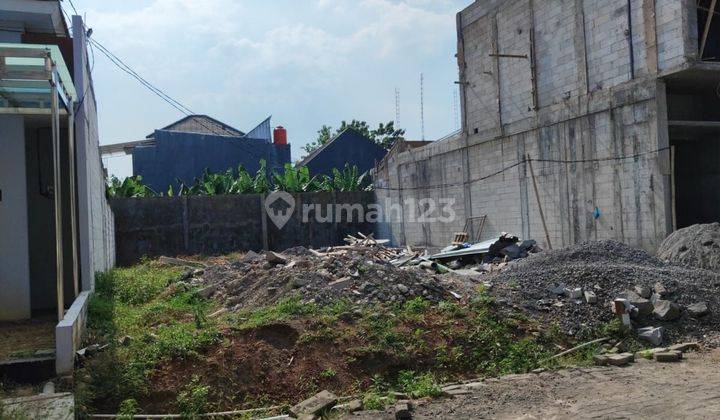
[192,247,475,311]
[658,223,720,272]
[488,240,720,345]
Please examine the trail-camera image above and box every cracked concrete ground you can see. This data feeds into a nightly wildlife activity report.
[347,350,720,419]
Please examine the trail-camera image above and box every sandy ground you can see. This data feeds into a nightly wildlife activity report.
[347,350,720,419]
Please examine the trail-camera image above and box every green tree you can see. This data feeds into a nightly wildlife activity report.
[303,120,405,155]
[371,121,405,150]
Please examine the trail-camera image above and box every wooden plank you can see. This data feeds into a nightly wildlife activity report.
[527,154,552,250]
[700,0,717,59]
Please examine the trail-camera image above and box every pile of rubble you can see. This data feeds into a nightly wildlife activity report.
[488,240,720,345]
[188,244,476,312]
[594,341,699,366]
[657,223,720,272]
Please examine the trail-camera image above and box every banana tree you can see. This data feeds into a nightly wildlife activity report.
[272,163,321,192]
[106,175,157,198]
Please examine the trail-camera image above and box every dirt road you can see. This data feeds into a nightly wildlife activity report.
[347,351,720,419]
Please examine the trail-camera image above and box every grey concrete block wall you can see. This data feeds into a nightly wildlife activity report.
[110,192,376,266]
[376,0,700,251]
[73,15,115,290]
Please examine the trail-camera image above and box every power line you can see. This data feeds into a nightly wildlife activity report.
[374,146,670,191]
[65,0,79,15]
[89,38,195,115]
[89,38,241,138]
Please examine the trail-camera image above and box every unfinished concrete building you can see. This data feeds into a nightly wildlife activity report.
[375,0,720,251]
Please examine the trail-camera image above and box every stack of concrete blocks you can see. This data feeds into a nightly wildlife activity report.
[374,0,699,251]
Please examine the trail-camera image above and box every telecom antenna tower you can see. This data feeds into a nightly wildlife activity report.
[420,73,425,140]
[395,88,400,127]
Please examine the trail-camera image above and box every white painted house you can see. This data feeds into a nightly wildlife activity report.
[0,0,115,374]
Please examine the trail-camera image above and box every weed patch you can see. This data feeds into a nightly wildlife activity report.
[76,263,219,415]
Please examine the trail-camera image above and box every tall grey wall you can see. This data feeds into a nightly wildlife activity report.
[0,115,31,320]
[73,15,115,290]
[110,192,376,266]
[375,0,698,251]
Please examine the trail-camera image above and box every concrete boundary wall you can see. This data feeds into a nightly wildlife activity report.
[110,191,376,266]
[55,291,90,374]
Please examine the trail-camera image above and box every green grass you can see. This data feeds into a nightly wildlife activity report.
[76,262,220,415]
[78,260,603,415]
[396,370,442,398]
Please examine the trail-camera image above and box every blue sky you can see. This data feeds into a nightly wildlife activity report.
[67,0,470,178]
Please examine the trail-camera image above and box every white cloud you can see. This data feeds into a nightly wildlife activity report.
[76,0,468,176]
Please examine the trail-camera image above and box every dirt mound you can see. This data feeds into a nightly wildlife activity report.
[658,223,720,272]
[488,240,720,345]
[194,247,475,311]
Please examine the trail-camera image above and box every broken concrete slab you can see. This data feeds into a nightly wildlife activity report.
[239,250,263,263]
[634,285,652,299]
[669,342,700,353]
[289,390,338,418]
[265,251,289,265]
[565,287,583,299]
[687,302,709,318]
[618,290,654,316]
[655,350,682,363]
[345,399,363,413]
[653,300,681,321]
[584,290,597,304]
[594,353,634,366]
[654,282,668,298]
[637,326,665,346]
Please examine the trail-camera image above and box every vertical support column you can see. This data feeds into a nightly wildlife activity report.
[528,0,539,111]
[68,104,79,298]
[456,11,474,234]
[627,0,636,79]
[73,15,94,291]
[51,64,65,322]
[643,0,658,75]
[575,0,590,95]
[491,14,504,137]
